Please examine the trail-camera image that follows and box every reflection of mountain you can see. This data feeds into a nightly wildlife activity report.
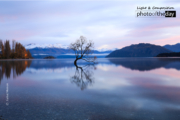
[29,60,75,69]
[0,60,32,82]
[108,58,180,71]
[29,60,97,69]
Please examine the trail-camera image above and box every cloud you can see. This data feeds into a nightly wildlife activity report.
[0,0,179,48]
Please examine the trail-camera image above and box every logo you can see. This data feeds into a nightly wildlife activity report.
[165,11,176,17]
[136,6,176,18]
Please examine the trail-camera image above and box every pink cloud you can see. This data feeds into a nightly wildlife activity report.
[0,15,18,23]
[1,29,38,41]
[153,35,180,46]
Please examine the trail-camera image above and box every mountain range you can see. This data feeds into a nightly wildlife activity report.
[24,43,116,58]
[25,43,117,52]
[106,43,171,57]
[163,43,180,52]
[24,43,180,58]
[25,43,69,49]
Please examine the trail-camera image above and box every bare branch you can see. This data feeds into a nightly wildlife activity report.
[69,36,97,65]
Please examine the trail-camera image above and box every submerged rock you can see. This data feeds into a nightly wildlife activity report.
[43,56,55,59]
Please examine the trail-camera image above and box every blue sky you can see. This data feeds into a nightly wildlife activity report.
[0,0,180,50]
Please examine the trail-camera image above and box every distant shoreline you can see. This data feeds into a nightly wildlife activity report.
[156,52,180,57]
[0,57,180,61]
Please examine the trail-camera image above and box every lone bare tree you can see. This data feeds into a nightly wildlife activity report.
[69,36,97,66]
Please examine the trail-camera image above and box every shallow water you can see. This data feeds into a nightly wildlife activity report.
[0,58,180,120]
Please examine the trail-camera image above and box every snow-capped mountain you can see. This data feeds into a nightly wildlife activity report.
[25,43,117,52]
[96,48,118,52]
[25,43,68,49]
[24,43,118,58]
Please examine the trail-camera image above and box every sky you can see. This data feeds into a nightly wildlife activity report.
[0,0,180,50]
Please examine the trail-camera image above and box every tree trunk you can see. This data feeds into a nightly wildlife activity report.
[74,58,79,67]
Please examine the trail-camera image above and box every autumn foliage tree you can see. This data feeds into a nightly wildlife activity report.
[0,40,4,58]
[0,40,32,59]
[15,42,27,58]
[4,40,11,59]
[27,50,32,58]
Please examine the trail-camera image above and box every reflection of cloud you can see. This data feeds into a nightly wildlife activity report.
[97,65,110,71]
[12,76,39,87]
[127,76,180,105]
[89,65,180,115]
[1,58,180,120]
[26,68,68,73]
[149,68,180,81]
[90,64,133,90]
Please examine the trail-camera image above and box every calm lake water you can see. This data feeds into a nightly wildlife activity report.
[0,58,180,120]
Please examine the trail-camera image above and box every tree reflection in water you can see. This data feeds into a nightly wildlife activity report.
[0,60,32,83]
[70,64,96,90]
